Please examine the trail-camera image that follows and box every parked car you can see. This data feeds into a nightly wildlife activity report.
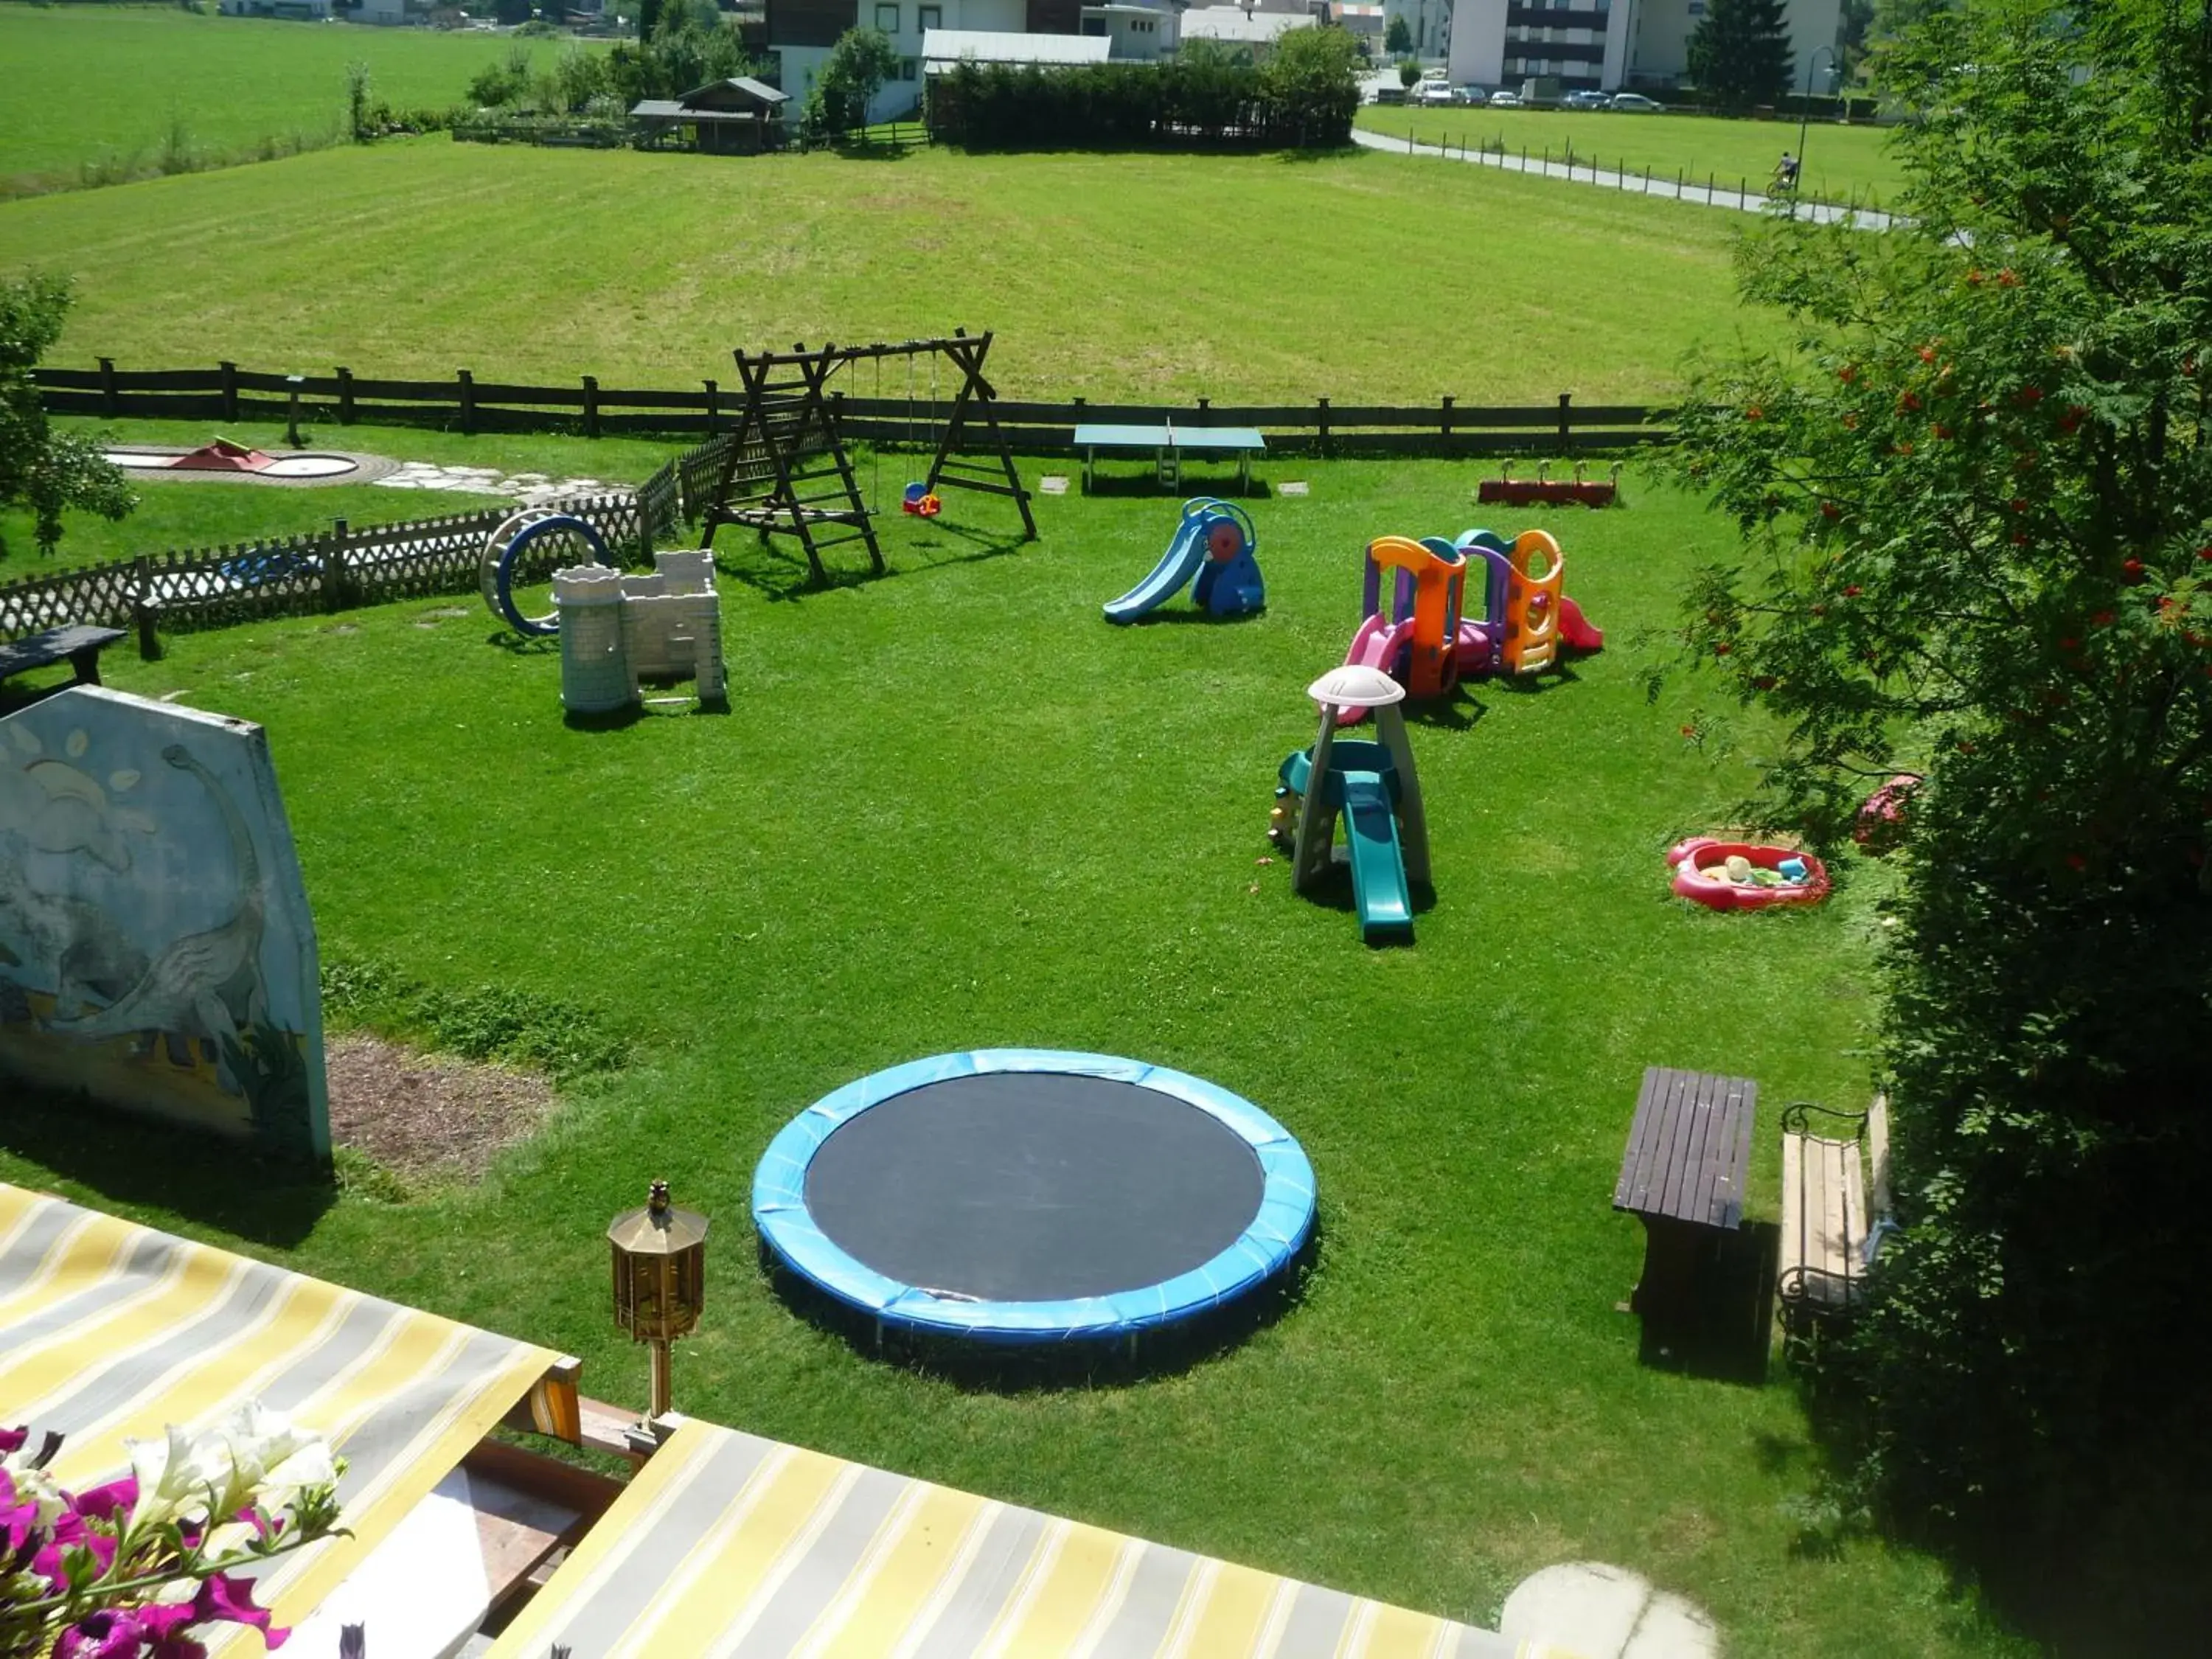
[1456,85,1489,105]
[1609,91,1665,112]
[1416,83,1458,105]
[1488,89,1523,107]
[1563,89,1612,110]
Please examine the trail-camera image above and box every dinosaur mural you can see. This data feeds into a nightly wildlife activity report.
[0,689,328,1161]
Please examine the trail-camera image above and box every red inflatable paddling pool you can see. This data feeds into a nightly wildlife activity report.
[1666,838,1831,911]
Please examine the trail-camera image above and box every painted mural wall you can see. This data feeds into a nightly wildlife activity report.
[0,687,329,1161]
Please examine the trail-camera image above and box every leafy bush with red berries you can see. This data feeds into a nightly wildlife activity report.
[1670,0,2212,1637]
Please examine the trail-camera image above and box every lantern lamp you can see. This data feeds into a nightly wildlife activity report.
[607,1179,709,1420]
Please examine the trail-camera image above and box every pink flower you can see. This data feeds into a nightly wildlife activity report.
[69,1476,138,1525]
[0,1425,27,1455]
[52,1609,148,1659]
[192,1571,288,1649]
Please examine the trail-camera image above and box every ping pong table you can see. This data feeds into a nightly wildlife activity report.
[1074,421,1267,493]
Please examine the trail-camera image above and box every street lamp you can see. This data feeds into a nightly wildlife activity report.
[1791,44,1837,218]
[607,1180,709,1425]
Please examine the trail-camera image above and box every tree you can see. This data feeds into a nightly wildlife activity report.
[1669,0,2212,1639]
[1259,24,1362,145]
[803,27,900,136]
[1397,55,1422,89]
[1685,0,1792,107]
[1384,13,1412,55]
[1835,0,1874,80]
[1,275,131,563]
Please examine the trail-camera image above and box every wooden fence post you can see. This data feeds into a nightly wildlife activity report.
[582,374,601,439]
[1440,394,1454,442]
[99,357,118,418]
[1318,396,1332,459]
[220,361,238,422]
[703,378,719,428]
[325,521,351,613]
[458,369,476,435]
[336,366,355,425]
[131,555,160,661]
[1557,392,1573,453]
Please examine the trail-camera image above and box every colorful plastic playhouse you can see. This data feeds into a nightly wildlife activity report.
[1271,664,1430,945]
[1102,498,1264,623]
[1332,529,1601,721]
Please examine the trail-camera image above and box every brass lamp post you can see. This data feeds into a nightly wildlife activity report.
[607,1180,709,1421]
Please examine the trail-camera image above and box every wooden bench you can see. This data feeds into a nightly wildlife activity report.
[1777,1094,1892,1328]
[0,625,127,695]
[1613,1066,1758,1323]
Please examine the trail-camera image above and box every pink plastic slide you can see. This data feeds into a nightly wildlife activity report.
[1333,616,1412,725]
[1559,595,1604,652]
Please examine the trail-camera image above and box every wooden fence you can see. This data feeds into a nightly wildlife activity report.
[0,495,644,650]
[38,363,1671,455]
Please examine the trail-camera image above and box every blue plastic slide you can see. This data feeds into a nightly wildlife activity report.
[1102,514,1211,624]
[1338,773,1413,942]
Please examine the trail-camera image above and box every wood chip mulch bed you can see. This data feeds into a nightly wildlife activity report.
[324,1032,557,1186]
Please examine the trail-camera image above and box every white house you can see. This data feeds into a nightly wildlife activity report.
[1447,0,1842,94]
[1079,1,1179,60]
[778,0,1038,124]
[1178,2,1317,54]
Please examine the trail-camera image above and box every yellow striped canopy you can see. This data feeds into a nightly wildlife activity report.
[493,1417,1540,1659]
[0,1183,556,1649]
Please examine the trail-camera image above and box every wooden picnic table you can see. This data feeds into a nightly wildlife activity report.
[1613,1065,1757,1322]
[0,625,127,694]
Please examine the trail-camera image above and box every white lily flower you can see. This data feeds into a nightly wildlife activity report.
[258,1439,338,1512]
[218,1402,316,1497]
[127,1424,202,1531]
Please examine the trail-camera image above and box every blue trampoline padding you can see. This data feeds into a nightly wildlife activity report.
[752,1049,1316,1345]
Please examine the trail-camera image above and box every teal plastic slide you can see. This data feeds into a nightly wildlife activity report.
[1339,773,1413,941]
[1102,514,1209,623]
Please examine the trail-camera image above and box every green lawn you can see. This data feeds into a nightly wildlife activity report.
[0,460,2025,1657]
[1,139,1776,405]
[1358,104,1910,210]
[0,3,593,192]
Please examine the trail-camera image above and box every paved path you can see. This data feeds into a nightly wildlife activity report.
[1350,127,1897,230]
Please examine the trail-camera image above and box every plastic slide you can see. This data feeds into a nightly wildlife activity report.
[1102,515,1211,623]
[1334,616,1413,725]
[1559,594,1604,652]
[1339,773,1413,940]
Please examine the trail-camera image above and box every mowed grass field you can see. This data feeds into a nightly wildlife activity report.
[1358,103,1911,209]
[0,3,591,190]
[0,460,2026,1656]
[1,138,1778,403]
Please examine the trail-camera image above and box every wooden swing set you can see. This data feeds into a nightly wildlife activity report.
[697,329,1037,584]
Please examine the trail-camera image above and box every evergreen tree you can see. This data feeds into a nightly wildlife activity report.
[1384,13,1412,55]
[1686,0,1793,107]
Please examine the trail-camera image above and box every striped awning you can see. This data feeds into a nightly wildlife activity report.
[491,1417,1537,1658]
[0,1183,559,1649]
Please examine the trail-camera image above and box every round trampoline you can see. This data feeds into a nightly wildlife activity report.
[753,1051,1315,1345]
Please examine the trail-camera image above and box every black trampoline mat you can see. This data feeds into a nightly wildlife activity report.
[804,1072,1267,1302]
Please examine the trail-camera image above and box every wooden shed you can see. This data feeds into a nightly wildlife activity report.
[630,77,790,154]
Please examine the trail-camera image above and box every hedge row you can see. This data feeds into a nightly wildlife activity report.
[924,29,1363,150]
